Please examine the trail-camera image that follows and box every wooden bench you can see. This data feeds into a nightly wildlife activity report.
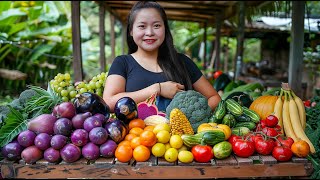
[0,153,313,179]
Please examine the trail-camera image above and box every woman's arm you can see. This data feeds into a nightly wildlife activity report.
[192,75,221,111]
[103,74,160,112]
[103,74,186,112]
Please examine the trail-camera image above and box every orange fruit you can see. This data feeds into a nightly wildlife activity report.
[291,140,310,158]
[129,127,144,136]
[125,133,138,142]
[129,119,145,130]
[130,137,141,149]
[139,130,157,147]
[115,144,133,163]
[118,140,131,147]
[133,145,150,162]
[144,125,155,132]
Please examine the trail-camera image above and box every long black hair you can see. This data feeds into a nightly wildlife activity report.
[126,1,193,90]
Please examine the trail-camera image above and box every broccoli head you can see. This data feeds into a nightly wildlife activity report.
[165,90,213,132]
[19,89,37,106]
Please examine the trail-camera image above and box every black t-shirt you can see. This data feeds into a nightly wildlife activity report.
[107,53,203,111]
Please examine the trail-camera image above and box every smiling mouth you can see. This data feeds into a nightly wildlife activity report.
[144,39,156,44]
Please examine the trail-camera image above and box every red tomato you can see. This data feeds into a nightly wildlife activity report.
[303,100,311,108]
[272,146,293,161]
[191,144,214,163]
[274,124,282,133]
[265,115,279,128]
[262,127,279,137]
[228,134,241,145]
[275,136,294,148]
[255,119,267,132]
[213,70,223,79]
[232,139,255,158]
[254,137,275,155]
[251,134,263,143]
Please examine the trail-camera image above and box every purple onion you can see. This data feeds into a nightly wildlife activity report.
[72,112,92,129]
[83,116,102,132]
[70,129,88,147]
[44,147,61,163]
[82,142,100,160]
[53,118,73,136]
[17,130,36,147]
[1,141,24,161]
[50,135,68,150]
[89,127,108,145]
[34,133,51,151]
[60,143,81,163]
[100,139,117,158]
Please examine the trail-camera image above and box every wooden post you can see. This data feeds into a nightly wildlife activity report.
[289,1,305,97]
[121,22,126,55]
[110,14,115,63]
[224,38,230,73]
[214,14,222,71]
[99,3,106,73]
[71,1,83,82]
[203,22,207,70]
[233,1,245,81]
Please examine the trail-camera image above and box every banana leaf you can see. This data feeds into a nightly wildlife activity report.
[0,1,11,14]
[0,106,28,147]
[29,44,55,62]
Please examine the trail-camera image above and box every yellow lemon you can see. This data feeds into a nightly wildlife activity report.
[170,135,183,149]
[178,150,194,163]
[165,143,172,150]
[156,130,171,143]
[177,145,188,152]
[151,143,166,157]
[164,148,178,162]
[153,123,171,134]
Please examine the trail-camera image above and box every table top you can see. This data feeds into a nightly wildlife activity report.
[0,153,313,179]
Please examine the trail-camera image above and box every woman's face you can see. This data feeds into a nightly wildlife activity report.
[131,8,165,53]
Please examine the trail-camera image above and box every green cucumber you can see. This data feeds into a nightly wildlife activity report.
[214,100,226,120]
[181,130,225,147]
[231,127,250,136]
[234,122,256,130]
[242,106,260,123]
[222,113,236,128]
[235,114,252,122]
[208,114,222,124]
[225,98,243,116]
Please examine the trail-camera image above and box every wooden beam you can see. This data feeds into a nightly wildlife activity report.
[121,22,126,55]
[110,14,115,64]
[233,1,245,81]
[214,14,222,71]
[99,3,106,73]
[203,22,207,70]
[289,1,305,96]
[71,1,83,82]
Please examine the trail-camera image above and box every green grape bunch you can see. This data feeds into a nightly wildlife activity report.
[50,72,107,103]
[75,72,107,97]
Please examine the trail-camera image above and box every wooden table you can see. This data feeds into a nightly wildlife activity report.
[0,154,313,179]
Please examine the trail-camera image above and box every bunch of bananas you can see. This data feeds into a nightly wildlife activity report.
[273,83,315,154]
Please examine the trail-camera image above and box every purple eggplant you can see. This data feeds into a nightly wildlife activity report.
[114,97,138,124]
[73,92,110,120]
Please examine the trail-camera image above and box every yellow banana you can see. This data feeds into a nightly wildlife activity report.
[282,91,298,142]
[291,91,306,130]
[287,91,315,154]
[273,90,284,134]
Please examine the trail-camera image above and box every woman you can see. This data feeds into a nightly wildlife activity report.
[103,1,221,112]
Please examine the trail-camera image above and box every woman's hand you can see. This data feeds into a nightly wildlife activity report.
[159,81,185,99]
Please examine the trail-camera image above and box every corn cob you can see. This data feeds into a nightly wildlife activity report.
[169,108,194,136]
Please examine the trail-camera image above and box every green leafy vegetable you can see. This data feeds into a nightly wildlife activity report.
[0,106,28,147]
